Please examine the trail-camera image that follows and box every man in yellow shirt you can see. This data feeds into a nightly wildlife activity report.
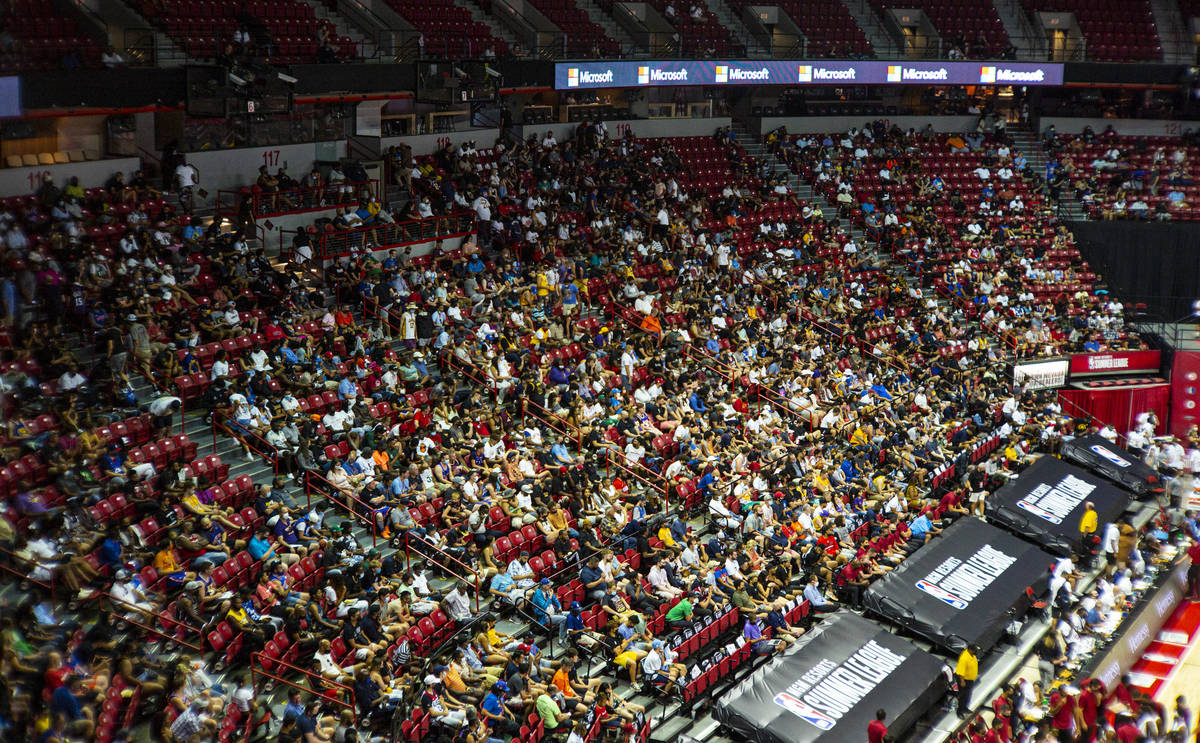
[954,644,979,715]
[1078,501,1098,536]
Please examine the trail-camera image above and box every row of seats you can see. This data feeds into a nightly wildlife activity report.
[730,0,873,56]
[383,0,506,58]
[0,0,104,71]
[134,0,359,63]
[4,151,99,168]
[1021,0,1161,60]
[524,0,619,56]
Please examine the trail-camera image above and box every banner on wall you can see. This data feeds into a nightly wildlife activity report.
[555,60,1065,89]
[1013,358,1069,390]
[713,612,948,743]
[1069,350,1162,377]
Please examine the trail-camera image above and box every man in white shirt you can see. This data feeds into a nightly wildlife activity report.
[322,408,353,433]
[1161,438,1186,474]
[58,366,87,392]
[174,162,199,211]
[625,440,646,466]
[443,582,473,621]
[508,552,537,589]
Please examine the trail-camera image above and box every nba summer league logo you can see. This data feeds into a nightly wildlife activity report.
[775,693,837,730]
[773,641,907,729]
[915,545,1018,609]
[1089,444,1132,468]
[1016,474,1096,524]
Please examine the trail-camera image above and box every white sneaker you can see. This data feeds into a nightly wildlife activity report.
[245,451,255,461]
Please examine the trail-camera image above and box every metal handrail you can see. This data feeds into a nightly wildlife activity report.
[251,651,357,719]
[215,179,377,220]
[283,211,474,260]
[211,410,280,478]
[440,349,499,394]
[303,469,379,547]
[403,532,482,613]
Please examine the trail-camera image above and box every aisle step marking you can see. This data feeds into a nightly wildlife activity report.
[1142,652,1180,664]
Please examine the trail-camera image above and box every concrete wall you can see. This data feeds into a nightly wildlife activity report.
[1039,117,1200,137]
[756,115,979,135]
[381,129,502,156]
[182,140,348,206]
[0,157,141,197]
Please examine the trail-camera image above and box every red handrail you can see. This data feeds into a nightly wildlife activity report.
[1056,390,1128,447]
[755,384,820,431]
[292,211,476,260]
[101,590,207,654]
[403,532,483,613]
[610,307,736,384]
[302,470,379,547]
[250,651,358,722]
[0,543,56,597]
[212,410,280,478]
[440,349,498,394]
[215,179,377,220]
[521,398,584,452]
[603,445,668,497]
[933,281,1022,355]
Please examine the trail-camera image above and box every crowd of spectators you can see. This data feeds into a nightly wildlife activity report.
[772,120,1146,358]
[0,117,1184,743]
[1042,124,1200,223]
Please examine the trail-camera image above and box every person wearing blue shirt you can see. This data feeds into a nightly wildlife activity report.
[580,559,607,601]
[489,571,520,607]
[530,579,567,641]
[803,575,837,613]
[282,689,305,720]
[337,376,357,402]
[705,337,720,354]
[98,528,123,571]
[907,510,940,550]
[550,439,573,465]
[840,459,856,482]
[548,364,571,386]
[101,446,126,479]
[467,254,486,274]
[688,391,707,412]
[480,681,517,733]
[390,475,411,498]
[247,529,276,562]
[667,515,688,543]
[49,676,91,739]
[565,601,586,643]
[631,499,647,523]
